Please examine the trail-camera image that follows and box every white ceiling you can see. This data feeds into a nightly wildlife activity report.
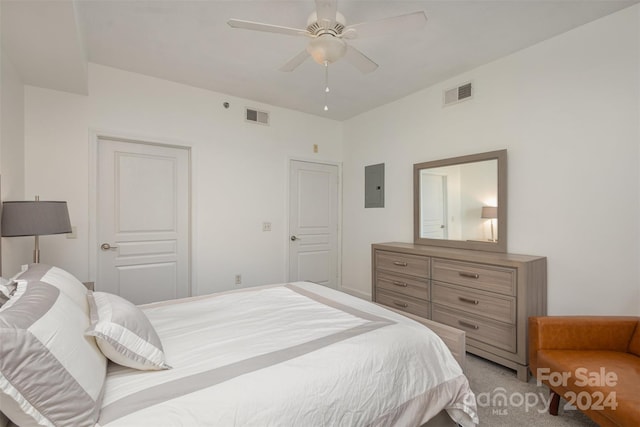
[2,0,638,120]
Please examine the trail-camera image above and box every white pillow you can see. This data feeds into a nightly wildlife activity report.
[86,292,171,371]
[0,281,107,427]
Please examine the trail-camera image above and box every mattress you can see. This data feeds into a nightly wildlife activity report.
[97,282,478,426]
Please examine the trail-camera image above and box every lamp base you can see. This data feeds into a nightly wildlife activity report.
[33,235,40,263]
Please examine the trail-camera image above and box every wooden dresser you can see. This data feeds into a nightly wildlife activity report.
[372,242,547,381]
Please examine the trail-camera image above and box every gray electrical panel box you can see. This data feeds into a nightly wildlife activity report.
[365,163,385,208]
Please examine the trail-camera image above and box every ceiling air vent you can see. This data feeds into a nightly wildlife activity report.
[245,107,270,125]
[443,82,473,106]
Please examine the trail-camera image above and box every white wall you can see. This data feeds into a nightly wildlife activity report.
[14,6,640,314]
[23,64,342,295]
[0,49,31,275]
[342,5,640,315]
[23,86,90,277]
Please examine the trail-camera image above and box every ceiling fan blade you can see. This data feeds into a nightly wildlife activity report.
[346,11,427,39]
[315,0,337,29]
[344,45,378,74]
[227,19,309,37]
[279,50,310,72]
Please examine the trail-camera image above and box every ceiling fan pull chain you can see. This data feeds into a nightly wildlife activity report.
[324,60,330,111]
[324,60,330,93]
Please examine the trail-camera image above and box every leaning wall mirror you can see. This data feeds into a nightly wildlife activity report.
[413,149,507,253]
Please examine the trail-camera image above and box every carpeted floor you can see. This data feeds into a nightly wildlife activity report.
[464,353,599,426]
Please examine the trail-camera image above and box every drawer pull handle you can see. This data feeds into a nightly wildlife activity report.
[459,272,480,279]
[392,281,408,287]
[393,301,409,308]
[458,297,479,305]
[458,320,480,330]
[393,261,408,267]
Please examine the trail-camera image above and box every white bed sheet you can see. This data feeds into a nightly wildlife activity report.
[97,282,478,427]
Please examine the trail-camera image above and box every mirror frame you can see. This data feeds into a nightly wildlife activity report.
[413,149,507,253]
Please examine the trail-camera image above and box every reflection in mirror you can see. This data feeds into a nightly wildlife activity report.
[419,160,497,241]
[414,150,507,253]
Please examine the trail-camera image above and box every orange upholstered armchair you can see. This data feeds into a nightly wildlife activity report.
[529,316,640,427]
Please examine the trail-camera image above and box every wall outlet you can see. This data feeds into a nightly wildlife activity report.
[262,222,272,232]
[235,274,241,285]
[313,144,318,153]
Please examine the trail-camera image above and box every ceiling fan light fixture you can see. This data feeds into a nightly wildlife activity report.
[307,35,347,65]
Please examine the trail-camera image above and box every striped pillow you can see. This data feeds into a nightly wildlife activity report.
[86,292,171,371]
[0,281,107,427]
[0,280,16,306]
[14,263,89,310]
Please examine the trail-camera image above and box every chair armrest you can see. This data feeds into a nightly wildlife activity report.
[529,316,638,371]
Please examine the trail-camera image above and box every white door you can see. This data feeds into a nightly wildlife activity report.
[289,160,339,289]
[97,137,190,304]
[421,173,447,239]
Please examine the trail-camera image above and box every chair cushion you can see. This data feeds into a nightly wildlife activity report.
[536,349,640,427]
[627,321,640,357]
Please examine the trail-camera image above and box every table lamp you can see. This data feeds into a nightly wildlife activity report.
[1,196,71,263]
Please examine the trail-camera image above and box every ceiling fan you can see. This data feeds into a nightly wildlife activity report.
[227,0,427,74]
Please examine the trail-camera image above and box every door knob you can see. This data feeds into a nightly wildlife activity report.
[290,235,300,241]
[100,243,119,251]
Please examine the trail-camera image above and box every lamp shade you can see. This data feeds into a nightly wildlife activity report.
[481,206,498,219]
[1,201,71,237]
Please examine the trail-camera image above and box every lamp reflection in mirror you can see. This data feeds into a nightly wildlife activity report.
[481,206,498,242]
[1,196,72,263]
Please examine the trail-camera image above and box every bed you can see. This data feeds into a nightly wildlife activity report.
[0,264,478,427]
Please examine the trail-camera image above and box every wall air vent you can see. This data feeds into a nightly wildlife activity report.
[443,82,473,106]
[245,107,270,125]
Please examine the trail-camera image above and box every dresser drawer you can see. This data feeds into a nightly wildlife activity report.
[432,304,516,353]
[375,251,430,278]
[432,259,516,296]
[432,282,515,324]
[376,291,430,318]
[376,271,429,301]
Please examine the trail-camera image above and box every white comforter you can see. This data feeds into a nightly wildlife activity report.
[98,282,478,426]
